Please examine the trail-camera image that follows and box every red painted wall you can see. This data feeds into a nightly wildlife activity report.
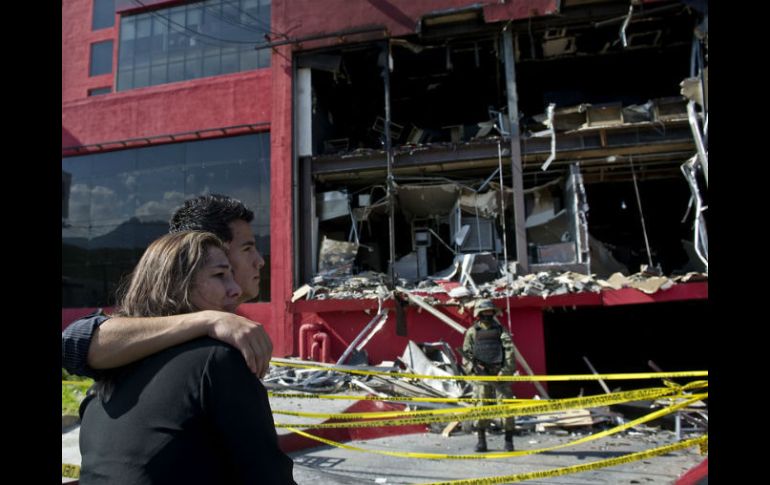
[273,0,559,43]
[62,1,706,377]
[293,304,548,398]
[269,41,295,358]
[63,0,119,103]
[62,70,272,147]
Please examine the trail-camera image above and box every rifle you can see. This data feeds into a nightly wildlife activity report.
[456,348,500,376]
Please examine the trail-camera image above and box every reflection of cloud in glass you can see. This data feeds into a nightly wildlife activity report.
[120,173,137,191]
[68,183,91,222]
[135,191,186,220]
[229,187,260,213]
[91,185,124,222]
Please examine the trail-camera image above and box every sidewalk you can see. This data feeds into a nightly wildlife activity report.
[64,391,705,483]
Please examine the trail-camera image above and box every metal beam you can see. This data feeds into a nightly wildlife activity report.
[382,42,397,287]
[502,28,528,274]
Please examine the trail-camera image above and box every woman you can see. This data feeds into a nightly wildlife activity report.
[78,231,295,484]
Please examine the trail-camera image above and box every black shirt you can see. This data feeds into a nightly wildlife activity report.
[79,337,295,484]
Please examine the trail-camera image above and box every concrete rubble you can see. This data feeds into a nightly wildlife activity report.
[292,268,708,302]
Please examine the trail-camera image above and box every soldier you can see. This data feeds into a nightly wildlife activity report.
[461,298,516,452]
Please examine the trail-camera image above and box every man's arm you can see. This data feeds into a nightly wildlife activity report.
[461,328,475,375]
[87,310,274,377]
[500,328,516,375]
[62,311,110,378]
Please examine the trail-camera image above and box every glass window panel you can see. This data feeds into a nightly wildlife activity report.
[150,16,168,61]
[117,69,133,91]
[150,65,168,85]
[120,15,136,41]
[137,143,185,171]
[88,87,111,96]
[168,61,184,82]
[184,56,202,79]
[186,6,203,36]
[221,50,238,74]
[203,55,220,77]
[118,0,271,90]
[134,166,186,223]
[222,2,240,23]
[134,16,152,67]
[136,15,152,37]
[88,178,134,229]
[133,67,150,88]
[92,0,115,31]
[168,10,187,51]
[119,39,135,66]
[62,156,93,225]
[257,47,269,68]
[258,10,271,32]
[240,48,258,71]
[63,133,271,307]
[200,4,222,39]
[90,40,113,76]
[91,148,135,177]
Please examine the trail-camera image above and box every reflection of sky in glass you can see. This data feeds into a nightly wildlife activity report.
[62,133,270,247]
[63,133,271,306]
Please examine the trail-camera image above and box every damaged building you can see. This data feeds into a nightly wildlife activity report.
[63,0,708,398]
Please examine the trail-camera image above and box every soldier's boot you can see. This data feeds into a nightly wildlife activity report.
[474,429,488,452]
[504,430,514,452]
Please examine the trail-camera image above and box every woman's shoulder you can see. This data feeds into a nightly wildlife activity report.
[146,337,241,369]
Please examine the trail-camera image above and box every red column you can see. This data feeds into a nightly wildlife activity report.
[506,307,548,398]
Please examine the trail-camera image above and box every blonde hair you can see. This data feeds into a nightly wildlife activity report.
[115,231,226,318]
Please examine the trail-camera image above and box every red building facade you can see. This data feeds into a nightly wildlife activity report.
[63,0,708,397]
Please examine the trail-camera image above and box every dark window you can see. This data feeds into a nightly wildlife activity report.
[62,133,271,307]
[92,0,116,30]
[117,0,271,91]
[88,87,112,96]
[90,40,114,76]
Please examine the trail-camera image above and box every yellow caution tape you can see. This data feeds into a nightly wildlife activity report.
[275,387,704,429]
[284,395,705,460]
[269,379,706,405]
[273,383,707,422]
[286,395,704,460]
[420,435,708,484]
[270,360,707,381]
[268,391,539,405]
[273,385,695,422]
[62,463,80,479]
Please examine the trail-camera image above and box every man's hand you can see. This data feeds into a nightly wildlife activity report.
[203,311,274,378]
[86,311,275,376]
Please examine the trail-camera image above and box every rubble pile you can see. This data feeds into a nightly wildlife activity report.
[292,268,708,302]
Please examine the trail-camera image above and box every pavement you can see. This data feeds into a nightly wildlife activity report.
[63,388,706,483]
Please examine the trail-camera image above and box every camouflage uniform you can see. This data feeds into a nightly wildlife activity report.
[461,299,516,451]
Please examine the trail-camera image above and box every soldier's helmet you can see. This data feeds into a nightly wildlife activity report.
[473,299,501,317]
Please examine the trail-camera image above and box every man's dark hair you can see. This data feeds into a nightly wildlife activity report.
[169,194,254,242]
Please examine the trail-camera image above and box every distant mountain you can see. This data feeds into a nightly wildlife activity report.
[63,217,271,254]
[62,217,168,250]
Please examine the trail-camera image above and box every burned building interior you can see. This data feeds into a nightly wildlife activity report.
[294,1,708,288]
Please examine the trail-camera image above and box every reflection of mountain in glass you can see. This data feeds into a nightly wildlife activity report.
[62,218,272,307]
[62,218,168,307]
[62,170,72,221]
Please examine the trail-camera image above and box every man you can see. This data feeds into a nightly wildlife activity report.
[461,298,516,452]
[62,194,274,379]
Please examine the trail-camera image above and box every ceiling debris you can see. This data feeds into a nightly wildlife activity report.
[295,2,707,311]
